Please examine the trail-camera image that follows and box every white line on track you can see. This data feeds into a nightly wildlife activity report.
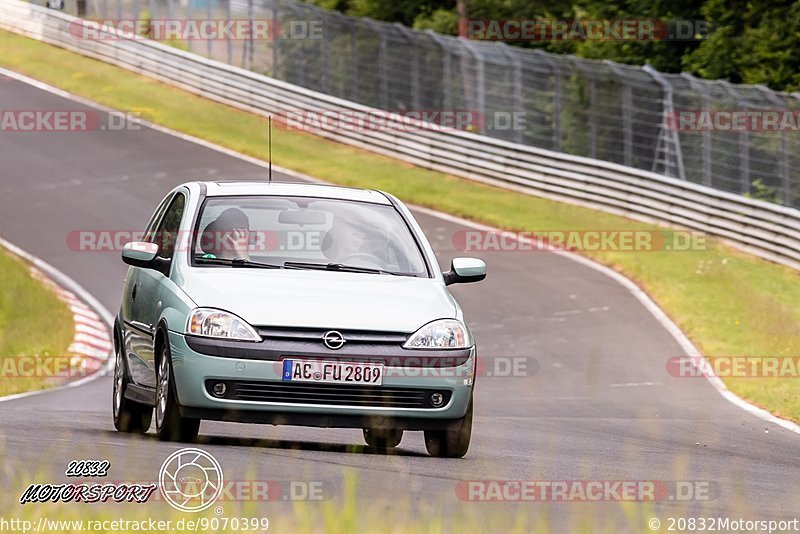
[0,66,798,436]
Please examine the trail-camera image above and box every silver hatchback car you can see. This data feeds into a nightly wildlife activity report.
[113,181,486,457]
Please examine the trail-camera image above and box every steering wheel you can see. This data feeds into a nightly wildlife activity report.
[336,252,385,268]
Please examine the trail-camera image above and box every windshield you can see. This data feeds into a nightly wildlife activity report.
[191,195,428,276]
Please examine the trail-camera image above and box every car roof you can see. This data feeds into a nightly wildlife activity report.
[194,181,392,205]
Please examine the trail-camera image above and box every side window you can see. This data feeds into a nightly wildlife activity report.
[143,194,173,243]
[153,193,186,269]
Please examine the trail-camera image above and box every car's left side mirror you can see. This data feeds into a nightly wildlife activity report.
[443,257,487,286]
[121,241,162,269]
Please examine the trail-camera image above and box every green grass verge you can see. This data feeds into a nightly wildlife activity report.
[0,29,798,421]
[0,247,74,396]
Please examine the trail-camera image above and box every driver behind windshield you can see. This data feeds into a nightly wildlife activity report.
[321,216,389,268]
[199,207,251,261]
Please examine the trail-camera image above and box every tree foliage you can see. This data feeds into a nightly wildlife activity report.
[303,0,800,92]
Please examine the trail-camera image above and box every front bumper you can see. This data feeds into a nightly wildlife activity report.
[168,332,475,430]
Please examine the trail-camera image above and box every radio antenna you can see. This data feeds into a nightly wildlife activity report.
[268,115,273,182]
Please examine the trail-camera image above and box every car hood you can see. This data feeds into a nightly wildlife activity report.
[178,268,456,332]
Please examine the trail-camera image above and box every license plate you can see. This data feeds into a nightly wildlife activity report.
[282,359,384,385]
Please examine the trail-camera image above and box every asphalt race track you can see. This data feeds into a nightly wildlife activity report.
[0,72,797,529]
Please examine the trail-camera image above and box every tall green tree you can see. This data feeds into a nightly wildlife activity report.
[304,0,800,91]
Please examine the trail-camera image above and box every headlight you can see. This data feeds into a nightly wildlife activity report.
[403,319,471,349]
[187,308,260,342]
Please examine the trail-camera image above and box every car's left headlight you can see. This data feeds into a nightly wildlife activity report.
[403,319,471,349]
[187,308,260,342]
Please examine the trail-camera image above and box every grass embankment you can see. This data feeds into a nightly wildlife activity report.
[0,29,797,420]
[0,248,74,396]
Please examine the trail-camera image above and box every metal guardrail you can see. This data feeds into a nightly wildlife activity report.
[1,0,798,269]
[72,0,800,210]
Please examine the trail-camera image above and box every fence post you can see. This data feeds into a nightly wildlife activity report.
[681,73,712,186]
[497,43,524,143]
[186,0,193,53]
[227,0,233,65]
[460,38,486,135]
[644,64,686,180]
[605,60,632,167]
[395,24,420,111]
[426,31,452,111]
[720,80,749,194]
[570,59,599,159]
[364,19,388,109]
[532,50,561,151]
[205,0,211,57]
[758,85,790,204]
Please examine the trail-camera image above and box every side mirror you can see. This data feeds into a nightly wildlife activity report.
[443,257,486,286]
[121,241,162,269]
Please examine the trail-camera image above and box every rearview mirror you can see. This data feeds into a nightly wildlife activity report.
[121,241,162,269]
[278,209,327,226]
[443,257,486,286]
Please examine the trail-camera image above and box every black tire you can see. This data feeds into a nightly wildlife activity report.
[424,397,473,458]
[363,428,403,450]
[155,341,200,442]
[112,332,153,434]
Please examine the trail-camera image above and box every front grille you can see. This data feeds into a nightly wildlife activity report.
[205,379,452,409]
[254,326,408,345]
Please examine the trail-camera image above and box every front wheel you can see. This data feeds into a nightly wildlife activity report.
[155,342,200,442]
[424,397,473,458]
[363,428,403,450]
[112,337,152,434]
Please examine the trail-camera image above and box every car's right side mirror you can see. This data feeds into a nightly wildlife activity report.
[443,257,487,286]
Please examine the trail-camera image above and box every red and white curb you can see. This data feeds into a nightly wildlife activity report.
[0,234,114,403]
[28,267,112,376]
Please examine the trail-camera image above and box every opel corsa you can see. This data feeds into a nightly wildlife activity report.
[113,181,486,457]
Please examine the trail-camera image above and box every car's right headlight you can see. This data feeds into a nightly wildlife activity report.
[403,319,471,349]
[187,308,260,342]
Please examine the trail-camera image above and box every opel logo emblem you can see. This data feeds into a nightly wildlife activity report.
[323,330,346,350]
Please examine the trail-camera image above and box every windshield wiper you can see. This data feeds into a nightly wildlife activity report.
[195,257,283,269]
[283,261,417,277]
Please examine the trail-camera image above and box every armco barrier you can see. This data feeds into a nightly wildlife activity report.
[1,0,798,269]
